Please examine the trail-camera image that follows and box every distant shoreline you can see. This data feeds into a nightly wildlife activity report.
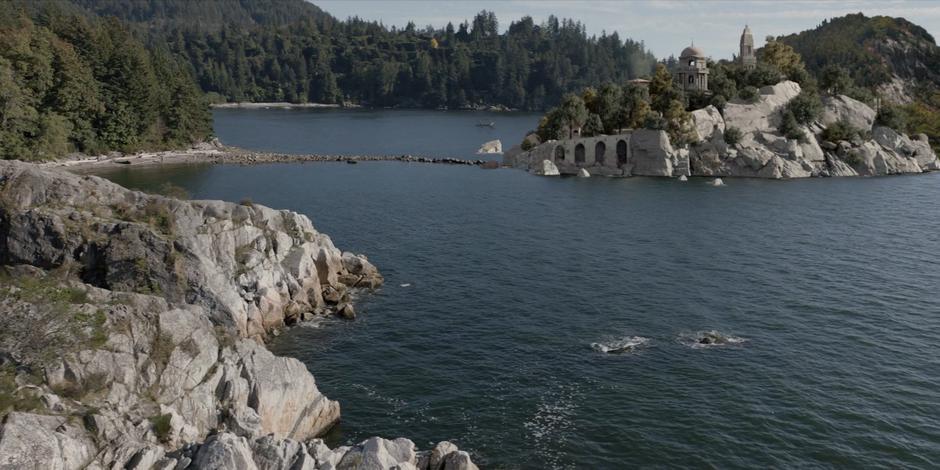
[210,102,520,112]
[210,102,351,109]
[42,144,491,172]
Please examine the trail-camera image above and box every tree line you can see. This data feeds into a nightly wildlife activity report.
[67,0,658,110]
[0,4,211,160]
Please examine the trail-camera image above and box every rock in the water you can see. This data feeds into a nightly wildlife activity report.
[477,139,502,154]
[629,129,674,176]
[577,168,590,178]
[678,175,688,182]
[532,159,560,176]
[709,178,725,186]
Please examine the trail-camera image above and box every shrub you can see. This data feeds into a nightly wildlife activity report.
[150,414,173,443]
[821,118,861,142]
[520,139,534,151]
[787,91,822,124]
[876,105,906,130]
[154,183,190,200]
[724,127,743,145]
[738,86,759,102]
[238,198,254,208]
[779,110,807,142]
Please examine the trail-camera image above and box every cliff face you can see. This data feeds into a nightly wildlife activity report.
[0,161,477,470]
[506,81,939,179]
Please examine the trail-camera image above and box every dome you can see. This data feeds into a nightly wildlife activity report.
[680,45,705,58]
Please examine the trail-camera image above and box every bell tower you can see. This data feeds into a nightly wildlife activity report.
[739,25,757,70]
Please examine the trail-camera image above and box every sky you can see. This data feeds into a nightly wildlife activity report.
[313,0,940,60]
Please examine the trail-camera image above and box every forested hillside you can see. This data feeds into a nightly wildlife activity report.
[0,4,211,160]
[777,13,940,151]
[779,14,940,92]
[67,0,658,110]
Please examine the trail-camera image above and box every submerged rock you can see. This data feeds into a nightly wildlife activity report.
[577,168,590,178]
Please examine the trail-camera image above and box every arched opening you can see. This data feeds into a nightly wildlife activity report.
[575,144,585,164]
[595,141,606,165]
[617,140,627,167]
[554,146,565,162]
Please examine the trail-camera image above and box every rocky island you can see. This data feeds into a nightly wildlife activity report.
[0,161,478,470]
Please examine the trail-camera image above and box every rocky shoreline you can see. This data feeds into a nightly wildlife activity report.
[506,81,940,179]
[0,161,478,469]
[44,142,489,173]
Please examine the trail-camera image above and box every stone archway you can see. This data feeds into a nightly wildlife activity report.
[617,140,627,167]
[595,141,606,165]
[575,143,585,164]
[555,146,565,162]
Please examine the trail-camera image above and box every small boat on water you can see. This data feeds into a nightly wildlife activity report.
[476,121,495,128]
[346,159,358,164]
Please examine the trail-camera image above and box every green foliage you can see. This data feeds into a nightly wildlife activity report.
[786,91,823,124]
[0,366,43,414]
[649,64,681,113]
[663,99,696,146]
[556,93,588,139]
[778,110,807,142]
[150,413,173,443]
[724,127,742,145]
[66,2,656,110]
[821,118,862,142]
[738,86,759,102]
[582,113,604,137]
[900,99,940,153]
[0,5,212,160]
[778,13,939,89]
[758,38,807,81]
[819,65,853,95]
[876,104,907,130]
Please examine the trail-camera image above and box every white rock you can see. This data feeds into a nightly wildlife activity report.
[821,95,876,132]
[577,168,590,178]
[691,105,725,142]
[710,178,725,186]
[0,412,96,470]
[723,81,802,134]
[678,175,688,181]
[477,139,502,154]
[532,159,560,176]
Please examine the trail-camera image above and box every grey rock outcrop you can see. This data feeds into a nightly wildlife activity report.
[820,95,876,131]
[531,159,560,176]
[0,161,477,470]
[477,140,502,154]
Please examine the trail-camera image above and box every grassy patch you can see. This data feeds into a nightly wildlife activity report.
[150,413,173,443]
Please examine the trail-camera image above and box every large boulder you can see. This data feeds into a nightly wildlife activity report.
[476,140,502,154]
[723,81,802,134]
[691,105,725,142]
[873,126,940,169]
[531,159,560,176]
[0,412,96,470]
[821,95,876,132]
[629,129,674,176]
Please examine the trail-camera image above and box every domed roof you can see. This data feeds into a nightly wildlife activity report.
[680,45,706,57]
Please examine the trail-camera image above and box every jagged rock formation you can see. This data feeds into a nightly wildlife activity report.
[506,80,939,179]
[477,140,502,154]
[0,161,477,470]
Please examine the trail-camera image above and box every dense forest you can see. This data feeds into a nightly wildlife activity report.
[0,3,211,160]
[66,0,659,110]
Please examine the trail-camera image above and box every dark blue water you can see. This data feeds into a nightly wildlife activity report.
[98,110,940,469]
[213,108,540,159]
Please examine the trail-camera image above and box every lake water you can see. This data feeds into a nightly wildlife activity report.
[213,108,541,159]
[97,109,940,469]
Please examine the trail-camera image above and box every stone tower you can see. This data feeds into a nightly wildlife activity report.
[677,44,708,92]
[739,25,757,70]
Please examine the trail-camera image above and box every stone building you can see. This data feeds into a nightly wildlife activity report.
[739,25,757,69]
[676,44,708,92]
